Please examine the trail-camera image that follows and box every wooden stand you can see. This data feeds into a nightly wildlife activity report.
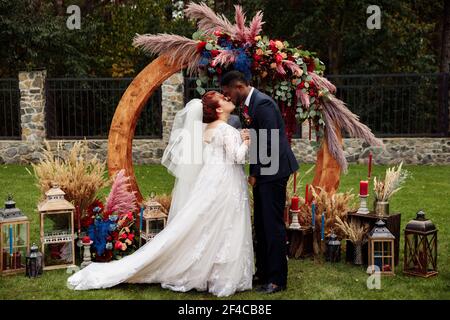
[345,211,401,266]
[286,227,314,259]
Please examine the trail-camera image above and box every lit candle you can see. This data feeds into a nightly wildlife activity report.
[291,195,300,211]
[9,225,13,255]
[311,202,316,228]
[359,180,369,196]
[305,184,309,205]
[368,151,373,179]
[321,212,325,241]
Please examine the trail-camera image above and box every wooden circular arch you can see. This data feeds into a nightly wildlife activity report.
[107,55,342,204]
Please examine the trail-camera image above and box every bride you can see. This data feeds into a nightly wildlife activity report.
[67,91,255,297]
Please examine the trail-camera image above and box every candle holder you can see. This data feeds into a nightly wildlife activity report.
[80,240,93,269]
[289,209,301,230]
[357,195,370,214]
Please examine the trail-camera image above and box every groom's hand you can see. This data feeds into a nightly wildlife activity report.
[248,176,256,187]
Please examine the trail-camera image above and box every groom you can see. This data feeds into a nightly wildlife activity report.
[221,71,299,294]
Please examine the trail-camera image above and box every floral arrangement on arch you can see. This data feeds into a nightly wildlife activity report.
[133,2,383,171]
[81,169,139,261]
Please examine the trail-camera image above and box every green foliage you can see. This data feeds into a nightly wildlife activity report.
[0,0,443,77]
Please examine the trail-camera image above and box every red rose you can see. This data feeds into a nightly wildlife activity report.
[216,67,222,74]
[307,62,315,72]
[120,233,127,240]
[82,236,91,244]
[210,49,219,57]
[298,82,305,89]
[196,41,207,53]
[111,231,119,240]
[127,212,133,220]
[275,54,283,63]
[114,241,122,250]
[309,89,315,96]
[128,233,135,241]
[213,30,222,37]
[106,236,112,242]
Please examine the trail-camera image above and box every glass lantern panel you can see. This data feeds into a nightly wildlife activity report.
[150,220,164,234]
[1,223,27,270]
[44,211,72,238]
[43,242,73,267]
[382,257,393,272]
[383,241,392,256]
[373,241,383,257]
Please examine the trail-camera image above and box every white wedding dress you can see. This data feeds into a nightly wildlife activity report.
[67,113,254,297]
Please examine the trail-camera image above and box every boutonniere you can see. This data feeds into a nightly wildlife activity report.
[242,105,252,126]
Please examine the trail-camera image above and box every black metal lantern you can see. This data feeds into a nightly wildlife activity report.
[26,243,43,278]
[325,231,341,262]
[404,210,438,278]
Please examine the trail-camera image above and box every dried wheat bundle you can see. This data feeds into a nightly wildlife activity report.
[32,140,109,214]
[310,186,357,239]
[373,161,410,201]
[335,215,370,244]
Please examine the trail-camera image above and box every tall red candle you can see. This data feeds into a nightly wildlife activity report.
[293,171,297,194]
[291,195,300,211]
[359,180,369,196]
[368,151,373,179]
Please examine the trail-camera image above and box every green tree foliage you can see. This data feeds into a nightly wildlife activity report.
[238,0,443,74]
[0,0,444,76]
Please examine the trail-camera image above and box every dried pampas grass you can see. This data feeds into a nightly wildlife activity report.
[32,140,109,214]
[335,215,370,244]
[373,161,410,201]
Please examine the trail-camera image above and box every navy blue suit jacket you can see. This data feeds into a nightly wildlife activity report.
[247,88,299,183]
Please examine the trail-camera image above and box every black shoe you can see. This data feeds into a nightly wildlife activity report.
[262,283,286,294]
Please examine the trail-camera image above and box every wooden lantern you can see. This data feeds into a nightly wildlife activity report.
[403,211,438,278]
[0,195,30,275]
[140,198,167,244]
[38,184,76,270]
[368,220,395,275]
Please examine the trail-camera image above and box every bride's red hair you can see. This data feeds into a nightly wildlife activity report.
[202,91,222,123]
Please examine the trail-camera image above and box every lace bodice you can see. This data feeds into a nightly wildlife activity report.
[203,122,248,165]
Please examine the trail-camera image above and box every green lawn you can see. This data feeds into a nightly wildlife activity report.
[0,163,449,300]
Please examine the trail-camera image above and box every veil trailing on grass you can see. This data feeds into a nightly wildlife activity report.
[161,98,205,223]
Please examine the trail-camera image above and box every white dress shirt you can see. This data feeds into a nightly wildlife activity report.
[244,87,255,107]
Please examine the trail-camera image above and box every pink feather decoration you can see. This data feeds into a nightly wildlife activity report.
[132,33,201,75]
[297,90,310,108]
[212,50,236,67]
[246,11,264,43]
[283,60,302,76]
[105,169,138,215]
[310,72,337,94]
[233,5,247,42]
[276,63,286,75]
[321,95,384,171]
[184,2,235,35]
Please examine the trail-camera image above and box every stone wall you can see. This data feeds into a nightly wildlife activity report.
[1,70,450,166]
